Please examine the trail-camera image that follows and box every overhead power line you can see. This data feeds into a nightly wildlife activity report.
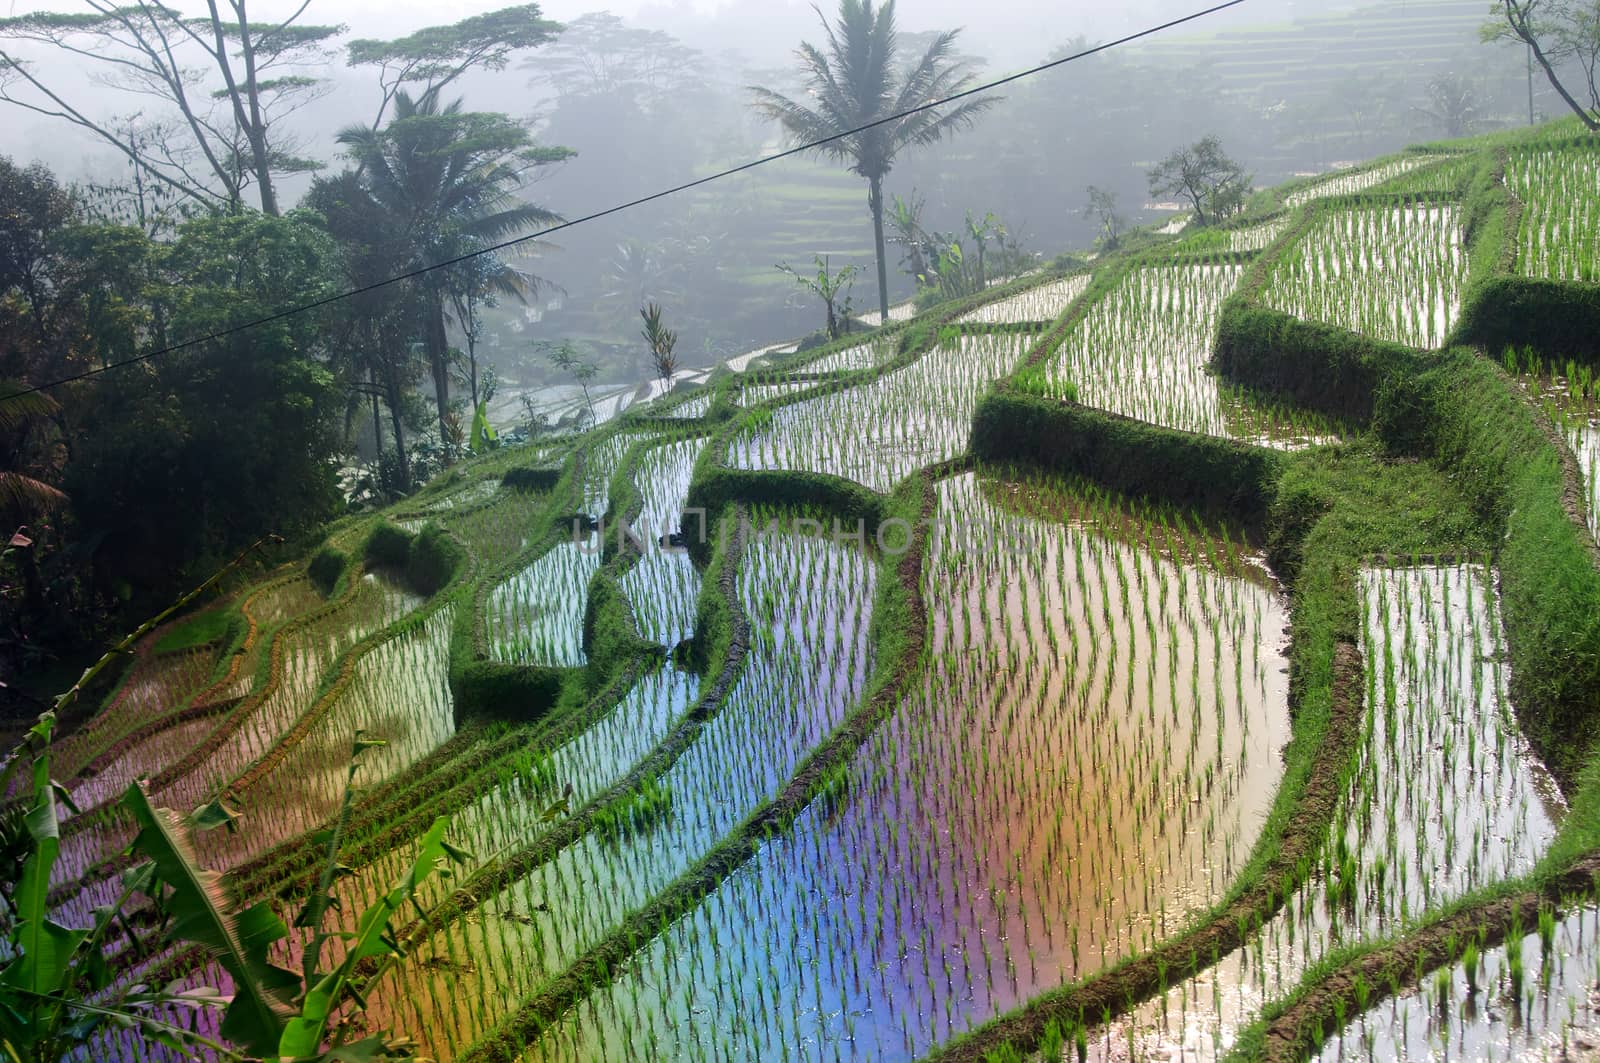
[0,0,1247,404]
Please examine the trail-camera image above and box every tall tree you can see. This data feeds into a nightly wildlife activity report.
[67,212,343,597]
[525,12,701,104]
[347,4,563,128]
[749,0,996,322]
[336,92,570,452]
[0,1,341,215]
[448,251,544,410]
[304,171,425,493]
[1148,136,1251,227]
[1485,0,1600,130]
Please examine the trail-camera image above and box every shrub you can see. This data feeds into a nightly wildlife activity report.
[307,546,347,595]
[363,521,414,568]
[405,523,464,596]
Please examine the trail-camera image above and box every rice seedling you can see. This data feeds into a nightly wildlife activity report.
[1283,156,1451,207]
[735,381,818,407]
[1223,219,1287,253]
[1508,145,1600,282]
[619,438,708,649]
[1091,565,1561,1061]
[1317,905,1600,1061]
[727,332,1035,492]
[1506,354,1600,539]
[801,331,901,373]
[954,275,1091,325]
[520,472,1290,1061]
[1041,263,1339,447]
[1260,204,1465,348]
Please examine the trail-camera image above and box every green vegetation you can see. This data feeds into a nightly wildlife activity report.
[15,36,1600,1063]
[152,610,239,656]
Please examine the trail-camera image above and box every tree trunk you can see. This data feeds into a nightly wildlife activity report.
[425,296,451,453]
[1510,3,1600,131]
[387,393,410,493]
[205,0,279,214]
[868,173,890,324]
[369,369,384,457]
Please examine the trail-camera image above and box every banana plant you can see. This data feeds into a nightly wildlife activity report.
[1,719,467,1061]
[1,713,238,1062]
[123,731,469,1061]
[470,400,499,454]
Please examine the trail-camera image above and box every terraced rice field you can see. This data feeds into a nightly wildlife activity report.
[1043,262,1338,446]
[726,331,1034,491]
[1092,565,1560,1061]
[1319,905,1600,1060]
[524,472,1291,1061]
[954,275,1091,324]
[1509,146,1600,282]
[36,136,1600,1063]
[1260,204,1465,348]
[1284,155,1451,207]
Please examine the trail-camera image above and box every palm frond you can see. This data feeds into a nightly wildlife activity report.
[0,385,58,435]
[0,472,66,519]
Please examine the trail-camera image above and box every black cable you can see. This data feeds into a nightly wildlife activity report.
[0,0,1247,404]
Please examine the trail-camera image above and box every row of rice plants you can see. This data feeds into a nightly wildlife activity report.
[51,605,463,936]
[1041,262,1338,448]
[1090,565,1561,1062]
[1259,205,1465,349]
[520,472,1291,1061]
[804,331,902,373]
[1317,903,1600,1060]
[854,300,917,328]
[1366,153,1480,196]
[1225,219,1288,252]
[1284,156,1451,208]
[448,476,566,561]
[669,390,716,419]
[49,575,319,785]
[360,526,878,1058]
[1508,145,1600,282]
[55,648,228,798]
[619,437,710,650]
[736,381,819,407]
[413,477,503,514]
[728,331,1035,492]
[485,542,600,667]
[195,605,458,869]
[1505,350,1600,541]
[481,436,640,666]
[49,568,424,890]
[954,275,1092,325]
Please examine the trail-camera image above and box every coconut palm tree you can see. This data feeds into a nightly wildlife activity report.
[336,91,569,452]
[750,0,996,323]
